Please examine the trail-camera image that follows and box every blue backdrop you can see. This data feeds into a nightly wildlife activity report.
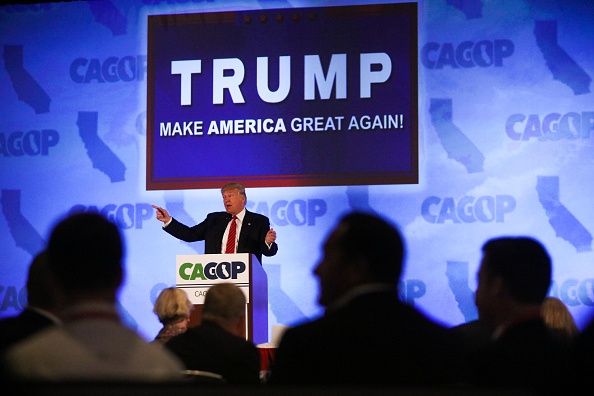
[1,0,593,341]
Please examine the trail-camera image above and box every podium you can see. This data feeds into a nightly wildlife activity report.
[175,253,268,344]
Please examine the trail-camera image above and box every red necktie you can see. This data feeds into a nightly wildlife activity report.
[225,215,238,253]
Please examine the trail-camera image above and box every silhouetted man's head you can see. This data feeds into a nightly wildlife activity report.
[314,212,404,307]
[47,212,124,298]
[475,236,551,326]
[202,283,247,337]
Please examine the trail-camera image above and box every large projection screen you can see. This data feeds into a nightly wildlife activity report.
[147,3,418,189]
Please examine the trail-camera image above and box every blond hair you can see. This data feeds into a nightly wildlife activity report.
[221,182,247,200]
[153,287,193,324]
[541,296,578,337]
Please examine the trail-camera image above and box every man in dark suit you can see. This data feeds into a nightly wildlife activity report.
[152,182,277,264]
[0,251,61,355]
[165,282,261,385]
[268,211,464,386]
[469,236,572,392]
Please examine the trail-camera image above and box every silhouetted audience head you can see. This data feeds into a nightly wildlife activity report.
[475,236,551,328]
[0,251,61,357]
[542,296,578,338]
[3,211,184,382]
[153,287,193,325]
[202,283,246,337]
[153,287,193,343]
[468,236,573,391]
[269,212,466,387]
[314,211,404,307]
[164,283,259,384]
[47,212,124,298]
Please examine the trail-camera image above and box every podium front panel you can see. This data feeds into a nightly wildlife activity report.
[175,253,268,343]
[176,253,251,304]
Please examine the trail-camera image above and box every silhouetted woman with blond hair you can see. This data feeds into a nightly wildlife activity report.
[153,287,194,344]
[541,296,578,341]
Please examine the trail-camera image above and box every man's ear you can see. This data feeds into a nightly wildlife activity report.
[233,316,244,337]
[490,275,507,298]
[344,257,370,285]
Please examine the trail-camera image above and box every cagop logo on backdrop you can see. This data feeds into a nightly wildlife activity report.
[146,4,418,189]
[421,39,514,69]
[0,129,59,156]
[506,111,594,141]
[70,55,147,83]
[247,198,326,226]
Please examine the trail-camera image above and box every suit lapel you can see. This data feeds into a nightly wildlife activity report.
[215,213,232,251]
[237,210,253,250]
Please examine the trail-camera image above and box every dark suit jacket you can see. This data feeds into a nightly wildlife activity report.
[572,315,594,387]
[450,319,494,354]
[165,320,261,385]
[0,308,57,354]
[469,318,572,391]
[268,290,465,386]
[165,210,277,264]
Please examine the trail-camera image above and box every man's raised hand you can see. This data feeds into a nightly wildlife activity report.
[152,204,172,224]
